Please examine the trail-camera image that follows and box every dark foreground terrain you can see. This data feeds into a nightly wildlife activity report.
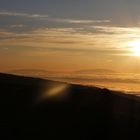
[0,73,140,140]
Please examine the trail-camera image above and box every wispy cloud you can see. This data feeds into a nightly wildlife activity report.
[10,24,25,28]
[0,10,110,25]
[1,25,140,41]
[0,25,137,56]
[0,11,48,19]
[51,18,111,24]
[91,26,140,35]
[0,30,17,37]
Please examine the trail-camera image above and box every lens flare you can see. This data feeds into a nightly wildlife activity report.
[47,84,68,97]
[37,83,69,103]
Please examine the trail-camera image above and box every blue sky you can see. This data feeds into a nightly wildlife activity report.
[1,0,140,72]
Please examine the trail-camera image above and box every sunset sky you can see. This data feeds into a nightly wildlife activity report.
[1,0,140,73]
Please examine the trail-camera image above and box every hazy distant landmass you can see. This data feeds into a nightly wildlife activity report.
[0,73,140,139]
[8,69,56,78]
[75,69,117,74]
[9,68,117,75]
[8,69,140,94]
[10,69,49,73]
[9,69,51,74]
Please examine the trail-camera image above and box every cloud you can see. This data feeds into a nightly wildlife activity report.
[91,25,140,35]
[0,30,17,37]
[51,18,111,24]
[0,10,111,25]
[39,46,129,55]
[0,43,129,57]
[0,25,139,56]
[0,10,48,19]
[10,24,25,28]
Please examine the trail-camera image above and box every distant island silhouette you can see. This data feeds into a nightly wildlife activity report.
[75,69,117,74]
[0,73,140,140]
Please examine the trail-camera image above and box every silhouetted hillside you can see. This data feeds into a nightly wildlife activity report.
[0,73,140,140]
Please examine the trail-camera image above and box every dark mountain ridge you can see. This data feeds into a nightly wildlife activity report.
[0,73,140,140]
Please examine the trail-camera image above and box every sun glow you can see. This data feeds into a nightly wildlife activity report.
[128,40,140,56]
